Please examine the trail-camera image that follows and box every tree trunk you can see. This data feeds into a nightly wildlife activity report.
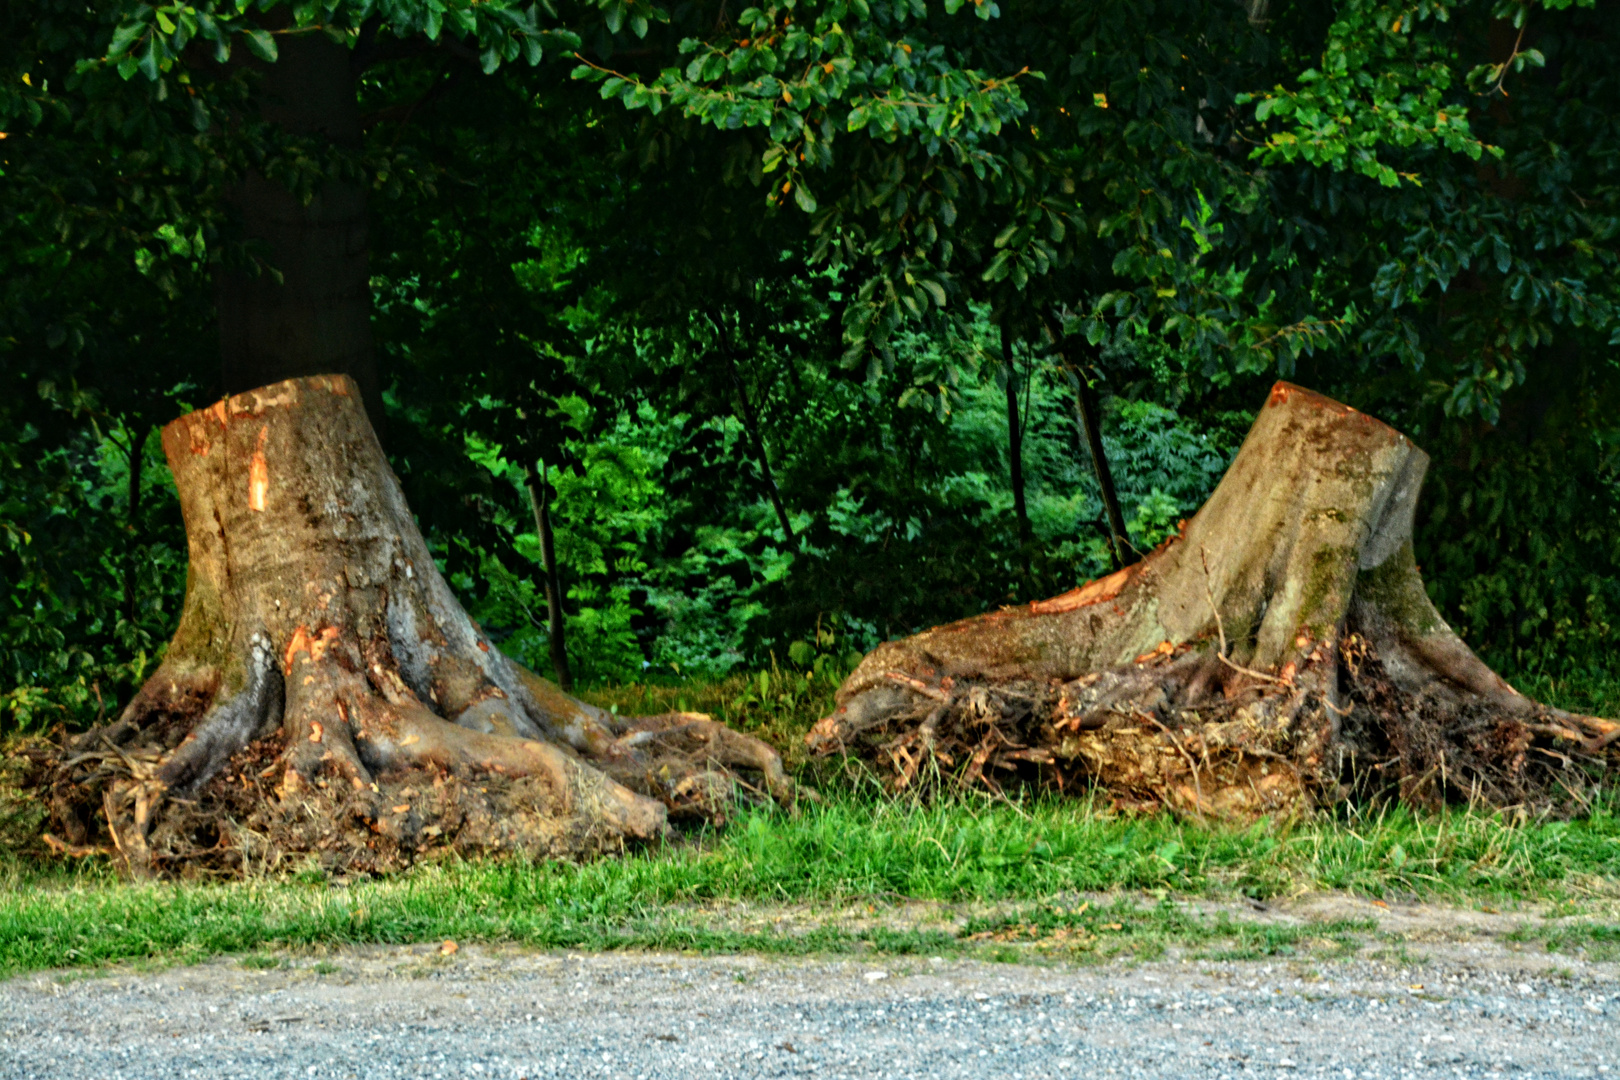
[809,383,1618,815]
[1066,363,1131,570]
[1000,324,1032,553]
[213,33,382,431]
[719,330,797,550]
[121,424,147,625]
[45,377,793,876]
[523,459,573,692]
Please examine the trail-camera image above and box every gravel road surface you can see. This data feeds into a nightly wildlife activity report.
[2,908,1616,1080]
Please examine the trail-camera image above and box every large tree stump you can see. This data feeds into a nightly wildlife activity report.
[809,383,1619,815]
[45,376,792,876]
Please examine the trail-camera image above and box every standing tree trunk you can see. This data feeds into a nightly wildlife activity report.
[213,32,382,430]
[714,315,798,549]
[523,459,573,692]
[44,382,795,876]
[1000,324,1032,553]
[809,383,1618,814]
[1065,361,1131,570]
[121,424,147,625]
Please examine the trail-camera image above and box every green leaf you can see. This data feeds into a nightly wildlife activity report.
[108,23,145,59]
[138,36,162,80]
[242,28,278,63]
[792,181,818,213]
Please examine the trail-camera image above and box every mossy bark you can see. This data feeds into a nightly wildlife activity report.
[46,376,792,877]
[809,383,1618,815]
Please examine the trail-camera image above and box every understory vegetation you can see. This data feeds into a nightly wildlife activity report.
[2,0,1619,925]
[7,0,1620,735]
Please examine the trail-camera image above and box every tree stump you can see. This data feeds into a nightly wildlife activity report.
[809,383,1619,815]
[45,376,792,876]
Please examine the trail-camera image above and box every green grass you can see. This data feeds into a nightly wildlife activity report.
[1508,920,1620,962]
[1,791,1616,979]
[1501,661,1620,722]
[1,663,1615,979]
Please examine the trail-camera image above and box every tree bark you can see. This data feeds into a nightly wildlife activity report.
[1066,363,1130,569]
[46,377,793,876]
[523,459,573,692]
[809,382,1618,815]
[214,33,382,431]
[121,424,147,625]
[1000,323,1032,553]
[715,320,797,549]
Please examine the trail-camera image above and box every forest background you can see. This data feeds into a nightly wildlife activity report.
[4,0,1619,737]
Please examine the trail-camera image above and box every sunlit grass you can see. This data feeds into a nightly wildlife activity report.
[1,662,1616,979]
[0,789,1615,979]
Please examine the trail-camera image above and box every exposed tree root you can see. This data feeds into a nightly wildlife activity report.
[809,383,1619,817]
[35,376,797,878]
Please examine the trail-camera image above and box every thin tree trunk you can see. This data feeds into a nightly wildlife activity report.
[714,315,797,549]
[1069,364,1131,569]
[1000,323,1032,552]
[213,32,382,431]
[121,424,146,625]
[523,459,573,692]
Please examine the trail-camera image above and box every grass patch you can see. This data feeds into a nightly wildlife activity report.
[1505,920,1620,962]
[2,664,1615,978]
[957,899,1374,962]
[1,791,1616,979]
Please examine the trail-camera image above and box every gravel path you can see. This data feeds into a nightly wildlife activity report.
[2,931,1616,1080]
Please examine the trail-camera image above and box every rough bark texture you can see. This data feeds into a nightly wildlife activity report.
[44,376,792,877]
[809,382,1618,815]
